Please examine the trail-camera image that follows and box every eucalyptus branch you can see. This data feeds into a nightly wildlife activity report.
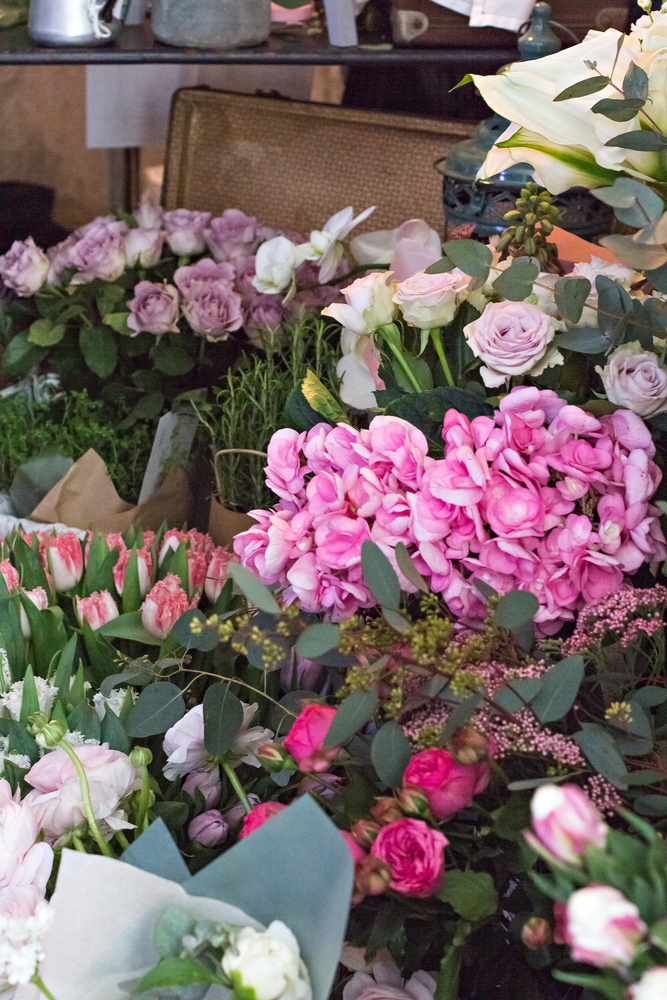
[589,63,666,137]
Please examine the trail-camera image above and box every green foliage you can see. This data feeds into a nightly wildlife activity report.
[554,76,609,100]
[438,870,498,921]
[491,258,539,301]
[371,721,412,787]
[384,387,493,455]
[361,540,400,611]
[324,690,379,747]
[530,656,585,723]
[227,563,279,614]
[553,276,592,324]
[494,590,539,630]
[203,683,244,756]
[126,682,185,737]
[295,623,340,659]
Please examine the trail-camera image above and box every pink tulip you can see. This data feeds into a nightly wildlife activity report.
[75,590,119,630]
[113,546,154,597]
[283,703,340,773]
[528,784,607,865]
[141,573,197,640]
[19,586,49,639]
[204,546,237,603]
[628,968,667,1000]
[564,885,646,967]
[40,533,83,592]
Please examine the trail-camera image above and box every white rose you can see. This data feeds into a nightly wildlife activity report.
[124,228,164,268]
[392,268,470,328]
[221,921,311,1000]
[463,299,562,388]
[596,342,667,418]
[322,271,396,335]
[628,968,667,1000]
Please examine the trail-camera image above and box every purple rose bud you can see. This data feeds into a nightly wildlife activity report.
[224,793,261,828]
[68,219,128,283]
[0,238,49,296]
[204,209,258,263]
[183,768,221,809]
[127,280,180,336]
[163,209,211,256]
[188,809,228,848]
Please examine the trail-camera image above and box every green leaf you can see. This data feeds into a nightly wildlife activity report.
[79,326,118,379]
[10,454,73,519]
[99,667,152,699]
[0,718,39,764]
[492,258,539,301]
[441,239,492,280]
[553,327,610,355]
[121,547,142,615]
[99,704,130,753]
[591,97,645,122]
[153,906,197,959]
[574,726,629,788]
[170,609,219,652]
[623,60,649,100]
[600,233,667,271]
[82,534,115,598]
[441,692,485,742]
[394,542,429,594]
[54,635,77,703]
[605,130,667,151]
[1,331,47,377]
[295,623,340,659]
[102,311,131,335]
[68,661,86,708]
[149,800,189,831]
[507,774,574,791]
[126,682,185,737]
[120,392,165,427]
[133,956,225,994]
[438,869,498,921]
[450,73,473,92]
[12,535,49,592]
[633,794,667,815]
[624,770,666,786]
[553,75,610,101]
[283,383,330,432]
[492,678,542,714]
[554,276,592,324]
[371,721,412,787]
[361,540,400,611]
[21,598,68,677]
[19,665,39,726]
[153,340,195,376]
[203,682,244,756]
[593,176,656,209]
[632,687,667,708]
[391,353,433,393]
[227,563,279,614]
[385,387,493,453]
[67,699,101,742]
[0,578,26,677]
[27,318,65,346]
[531,656,585,723]
[595,178,664,228]
[494,590,538,630]
[382,607,410,633]
[97,611,162,646]
[301,370,349,425]
[425,257,457,275]
[324,690,379,747]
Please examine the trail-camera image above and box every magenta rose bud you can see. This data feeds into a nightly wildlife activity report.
[188,809,228,848]
[75,590,119,630]
[127,280,180,336]
[283,704,340,773]
[564,885,646,967]
[256,743,297,773]
[370,817,448,898]
[522,917,553,950]
[403,748,490,821]
[528,784,608,865]
[163,209,211,256]
[183,768,222,808]
[0,237,49,296]
[40,533,83,592]
[239,800,287,839]
[141,573,196,640]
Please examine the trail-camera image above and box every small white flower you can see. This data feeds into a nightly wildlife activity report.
[93,688,136,721]
[0,736,31,774]
[63,731,100,748]
[0,901,53,987]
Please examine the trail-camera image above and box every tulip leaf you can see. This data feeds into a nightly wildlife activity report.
[27,318,66,347]
[324,690,379,747]
[295,623,340,659]
[438,870,498,921]
[494,590,538,630]
[100,704,131,754]
[54,634,78,703]
[68,662,86,708]
[531,656,584,723]
[170,609,219,652]
[361,540,400,611]
[573,726,629,788]
[554,75,609,101]
[302,370,349,425]
[203,682,244,756]
[553,276,592,324]
[605,129,667,151]
[394,542,429,594]
[11,535,49,592]
[97,611,162,646]
[0,575,26,676]
[371,721,412,788]
[79,326,118,379]
[83,534,116,598]
[591,97,645,122]
[623,60,649,101]
[492,258,539,302]
[126,681,185,737]
[19,665,39,726]
[67,698,101,742]
[20,597,68,677]
[227,563,279,614]
[441,239,492,280]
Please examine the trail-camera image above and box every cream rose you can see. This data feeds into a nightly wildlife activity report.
[392,268,470,328]
[221,921,311,1000]
[323,271,396,335]
[596,342,667,418]
[463,299,562,388]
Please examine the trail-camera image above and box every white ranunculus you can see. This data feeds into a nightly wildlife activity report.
[322,271,396,335]
[252,237,310,295]
[596,342,667,417]
[221,921,311,1000]
[628,967,667,1000]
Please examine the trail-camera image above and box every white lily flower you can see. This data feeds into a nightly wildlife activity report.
[306,205,375,283]
[253,236,311,295]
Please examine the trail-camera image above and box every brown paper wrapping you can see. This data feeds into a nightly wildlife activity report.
[29,449,195,533]
[207,497,256,550]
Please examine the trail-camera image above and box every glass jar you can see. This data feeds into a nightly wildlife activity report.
[151,0,271,49]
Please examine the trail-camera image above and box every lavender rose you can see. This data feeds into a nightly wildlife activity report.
[392,268,470,329]
[174,257,235,297]
[68,219,128,283]
[0,237,49,296]
[464,299,562,388]
[596,342,667,418]
[205,209,258,262]
[182,281,244,341]
[163,209,211,256]
[127,281,180,335]
[124,228,164,268]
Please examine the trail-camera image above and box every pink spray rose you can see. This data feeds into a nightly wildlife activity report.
[75,590,119,630]
[0,237,49,296]
[283,703,340,773]
[24,744,140,844]
[628,969,667,1000]
[127,280,180,335]
[239,800,287,839]
[113,545,154,597]
[392,268,470,329]
[68,219,128,283]
[564,885,646,967]
[19,586,49,639]
[188,809,228,848]
[141,573,197,640]
[403,748,490,820]
[40,533,83,592]
[163,209,211,255]
[464,300,561,388]
[370,818,447,898]
[183,768,222,809]
[527,784,608,865]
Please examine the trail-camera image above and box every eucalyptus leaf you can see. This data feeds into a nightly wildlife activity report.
[394,542,429,594]
[554,76,609,101]
[605,130,667,151]
[170,609,219,652]
[295,623,340,659]
[553,277,592,324]
[153,906,197,959]
[324,690,378,747]
[425,257,456,275]
[361,540,400,610]
[591,97,645,122]
[99,668,152,699]
[492,258,539,301]
[573,726,629,788]
[203,683,244,756]
[593,176,655,209]
[494,590,539,630]
[623,60,649,100]
[382,607,410,633]
[441,239,492,280]
[531,656,585,723]
[371,721,412,788]
[632,687,667,708]
[492,678,542,714]
[633,794,667,816]
[600,234,667,271]
[227,563,279,614]
[126,682,185,738]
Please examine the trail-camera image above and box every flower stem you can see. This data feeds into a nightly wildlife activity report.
[222,760,253,815]
[384,339,422,393]
[71,833,87,853]
[57,739,115,858]
[134,765,152,835]
[429,328,455,387]
[115,830,131,851]
[32,975,59,1000]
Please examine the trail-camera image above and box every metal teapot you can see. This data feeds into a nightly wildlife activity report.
[28,0,126,46]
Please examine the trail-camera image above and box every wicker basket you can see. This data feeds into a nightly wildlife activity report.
[163,88,474,234]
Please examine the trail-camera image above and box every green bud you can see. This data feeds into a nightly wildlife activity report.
[503,210,522,224]
[515,199,528,211]
[515,226,525,243]
[540,219,554,235]
[130,746,153,768]
[520,188,532,200]
[28,712,66,748]
[524,213,537,226]
[524,237,537,256]
[496,233,514,252]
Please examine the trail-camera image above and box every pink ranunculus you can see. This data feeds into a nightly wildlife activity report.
[40,533,83,592]
[464,300,560,388]
[564,885,646,968]
[19,586,49,639]
[75,590,119,630]
[204,546,237,603]
[127,280,180,336]
[370,818,447,898]
[113,546,154,597]
[123,227,164,268]
[174,257,236,296]
[181,281,244,341]
[24,744,140,844]
[498,385,567,423]
[141,573,197,640]
[0,237,49,296]
[314,516,371,571]
[266,428,307,500]
[285,552,371,621]
[0,779,53,898]
[572,550,623,605]
[183,768,222,808]
[403,748,490,820]
[366,415,430,490]
[163,209,211,256]
[188,809,228,848]
[205,209,258,262]
[483,479,544,539]
[528,784,607,865]
[283,703,340,773]
[427,446,489,507]
[392,268,470,329]
[68,219,128,283]
[628,968,667,1000]
[0,559,19,593]
[239,800,287,839]
[163,705,207,779]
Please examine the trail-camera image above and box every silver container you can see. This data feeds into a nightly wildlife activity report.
[28,0,122,45]
[152,0,271,50]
